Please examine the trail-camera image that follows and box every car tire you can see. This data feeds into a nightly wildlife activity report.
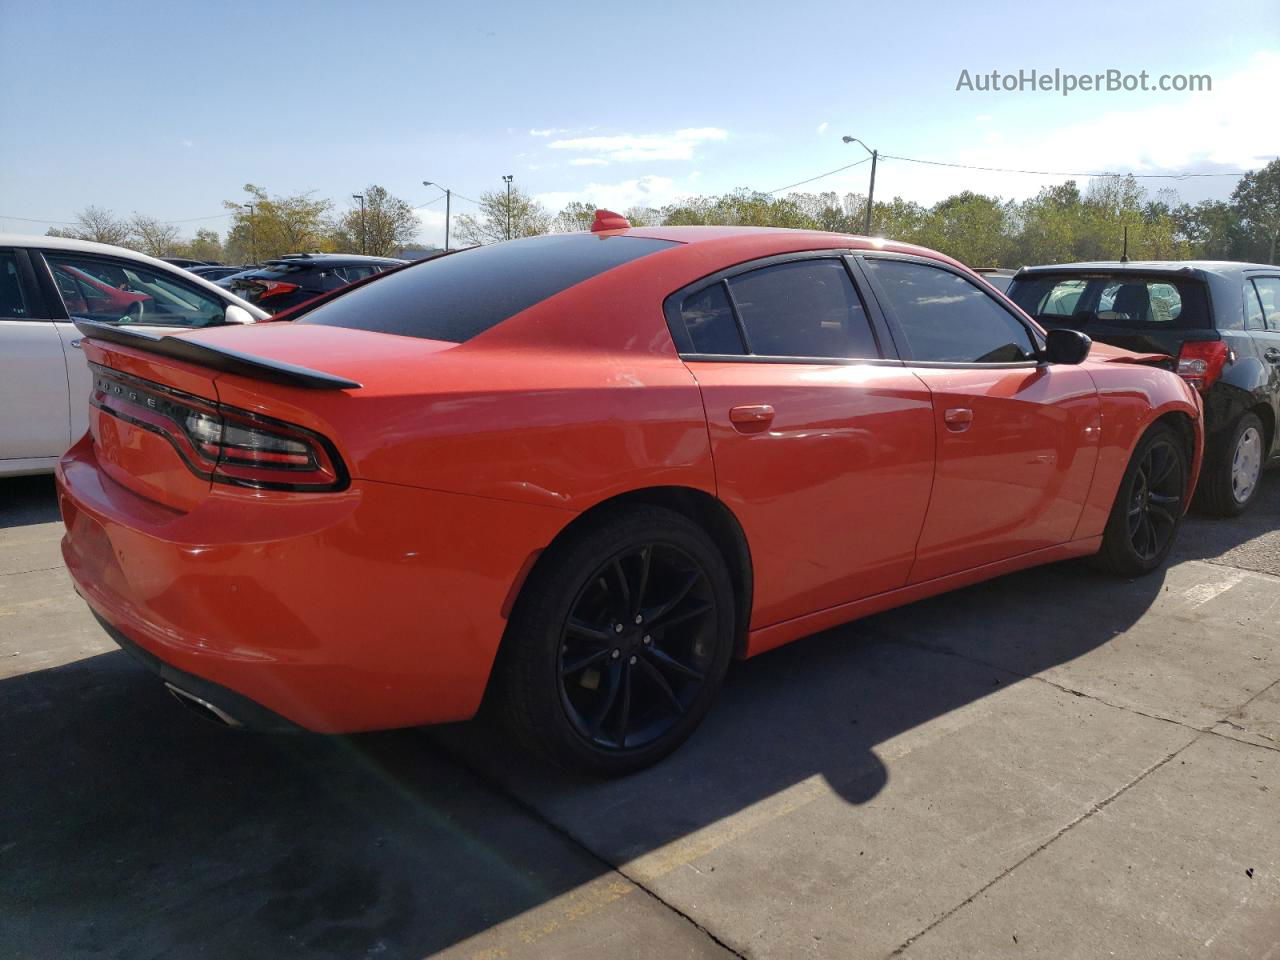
[1196,411,1266,517]
[1093,422,1189,577]
[495,505,735,776]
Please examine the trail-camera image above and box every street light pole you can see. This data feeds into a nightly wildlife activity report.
[841,136,878,235]
[502,174,513,240]
[422,181,451,251]
[352,194,365,255]
[241,203,256,263]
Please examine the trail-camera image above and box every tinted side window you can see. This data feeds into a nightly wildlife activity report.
[867,259,1036,363]
[726,259,878,359]
[1244,281,1266,330]
[0,252,30,319]
[1254,278,1280,332]
[300,234,676,342]
[681,283,744,355]
[45,254,227,328]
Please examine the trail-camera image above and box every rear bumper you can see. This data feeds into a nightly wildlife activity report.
[56,433,573,732]
[91,609,303,732]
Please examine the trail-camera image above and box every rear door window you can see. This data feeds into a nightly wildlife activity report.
[1253,278,1280,332]
[726,259,879,359]
[680,283,744,355]
[298,233,676,342]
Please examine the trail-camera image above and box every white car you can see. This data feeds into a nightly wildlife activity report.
[0,235,268,477]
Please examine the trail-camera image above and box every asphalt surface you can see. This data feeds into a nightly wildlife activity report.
[2,471,1278,959]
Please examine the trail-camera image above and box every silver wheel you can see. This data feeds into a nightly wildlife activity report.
[1231,425,1263,504]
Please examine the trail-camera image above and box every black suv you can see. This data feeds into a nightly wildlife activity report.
[223,253,404,314]
[1007,261,1280,515]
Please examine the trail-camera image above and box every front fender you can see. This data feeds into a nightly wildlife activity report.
[1074,365,1203,539]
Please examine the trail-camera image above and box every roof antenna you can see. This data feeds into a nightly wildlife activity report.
[591,209,631,232]
[1120,224,1129,263]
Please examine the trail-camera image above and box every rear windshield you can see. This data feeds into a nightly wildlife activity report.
[296,233,677,342]
[1008,273,1210,328]
[245,263,310,280]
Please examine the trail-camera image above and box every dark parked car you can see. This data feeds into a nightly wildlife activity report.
[188,265,253,282]
[161,256,216,269]
[973,267,1015,293]
[1007,261,1280,515]
[224,253,404,314]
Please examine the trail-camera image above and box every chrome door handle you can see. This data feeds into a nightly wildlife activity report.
[70,339,82,349]
[944,407,974,431]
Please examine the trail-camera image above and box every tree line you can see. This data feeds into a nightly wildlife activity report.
[46,184,421,262]
[45,159,1280,267]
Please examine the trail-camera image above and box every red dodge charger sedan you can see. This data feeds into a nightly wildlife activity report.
[57,216,1203,774]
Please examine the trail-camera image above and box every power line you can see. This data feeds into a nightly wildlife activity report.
[766,151,1251,196]
[768,157,869,194]
[879,153,1250,180]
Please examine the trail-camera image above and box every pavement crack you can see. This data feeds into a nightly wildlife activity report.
[0,564,63,578]
[886,633,1201,735]
[888,736,1198,957]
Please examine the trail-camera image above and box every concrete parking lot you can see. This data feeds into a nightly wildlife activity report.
[3,472,1278,959]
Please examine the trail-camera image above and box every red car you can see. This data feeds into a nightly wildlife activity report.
[57,216,1203,774]
[53,263,150,318]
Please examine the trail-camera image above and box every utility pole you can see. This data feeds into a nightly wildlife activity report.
[241,203,256,263]
[841,136,878,235]
[502,174,513,240]
[352,194,366,255]
[423,181,451,251]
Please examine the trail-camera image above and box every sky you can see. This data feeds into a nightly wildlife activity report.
[1,0,1277,249]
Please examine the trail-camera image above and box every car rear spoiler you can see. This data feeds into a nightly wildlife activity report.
[73,320,362,390]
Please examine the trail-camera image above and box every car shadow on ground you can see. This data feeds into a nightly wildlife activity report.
[0,475,62,529]
[2,473,1274,958]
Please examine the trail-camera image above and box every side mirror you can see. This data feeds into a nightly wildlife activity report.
[224,304,256,325]
[1044,328,1092,365]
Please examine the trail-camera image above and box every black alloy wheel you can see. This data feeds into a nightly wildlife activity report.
[558,543,716,751]
[496,505,735,775]
[1125,437,1184,561]
[1095,422,1188,577]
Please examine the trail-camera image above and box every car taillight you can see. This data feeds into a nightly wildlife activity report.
[1176,340,1229,392]
[246,279,299,301]
[90,365,347,491]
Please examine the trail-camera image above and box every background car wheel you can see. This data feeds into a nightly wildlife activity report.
[1196,411,1266,517]
[1093,422,1188,577]
[495,505,735,776]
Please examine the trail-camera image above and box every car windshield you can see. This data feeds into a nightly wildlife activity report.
[1007,273,1211,328]
[297,233,677,342]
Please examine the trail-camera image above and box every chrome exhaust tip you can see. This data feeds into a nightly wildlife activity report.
[165,682,243,729]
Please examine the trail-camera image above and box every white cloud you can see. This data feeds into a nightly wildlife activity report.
[529,127,568,137]
[569,157,609,166]
[180,138,194,148]
[536,175,679,213]
[974,114,993,122]
[817,122,829,136]
[548,127,728,163]
[781,53,1280,207]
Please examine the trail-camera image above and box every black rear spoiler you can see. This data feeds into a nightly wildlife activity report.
[73,320,362,391]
